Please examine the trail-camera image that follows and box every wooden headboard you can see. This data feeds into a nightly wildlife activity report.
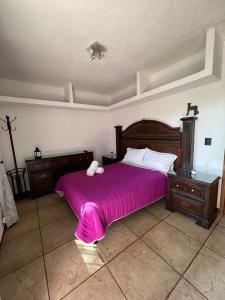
[115,117,197,170]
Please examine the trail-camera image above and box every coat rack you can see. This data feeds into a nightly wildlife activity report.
[0,115,27,199]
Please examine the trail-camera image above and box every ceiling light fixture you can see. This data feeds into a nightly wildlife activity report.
[86,41,106,61]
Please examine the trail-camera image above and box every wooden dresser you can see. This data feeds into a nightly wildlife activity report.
[26,151,93,199]
[166,169,220,229]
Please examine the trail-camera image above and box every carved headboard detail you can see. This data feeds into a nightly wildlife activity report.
[115,117,197,170]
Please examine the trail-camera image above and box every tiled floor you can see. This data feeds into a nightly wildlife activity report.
[0,194,224,300]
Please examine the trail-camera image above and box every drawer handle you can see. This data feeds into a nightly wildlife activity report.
[182,201,189,207]
[41,174,47,179]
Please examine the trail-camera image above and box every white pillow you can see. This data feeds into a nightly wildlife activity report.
[123,148,146,165]
[142,148,177,173]
[168,163,175,172]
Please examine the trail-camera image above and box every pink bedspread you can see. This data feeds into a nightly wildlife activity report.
[55,162,167,243]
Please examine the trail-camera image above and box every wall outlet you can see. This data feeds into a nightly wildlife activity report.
[205,138,212,146]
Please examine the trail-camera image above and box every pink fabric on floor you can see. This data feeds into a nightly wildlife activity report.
[55,162,167,243]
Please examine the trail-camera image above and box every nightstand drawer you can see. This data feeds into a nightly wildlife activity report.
[186,185,203,198]
[170,192,202,216]
[171,178,186,192]
[171,178,204,199]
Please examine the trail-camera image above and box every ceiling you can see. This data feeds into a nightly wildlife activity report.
[0,0,225,99]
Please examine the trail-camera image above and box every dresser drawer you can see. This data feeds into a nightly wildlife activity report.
[170,192,202,217]
[28,160,54,173]
[75,153,93,168]
[30,171,55,197]
[57,154,93,175]
[59,156,76,168]
[31,171,55,186]
[76,153,93,162]
[171,178,204,199]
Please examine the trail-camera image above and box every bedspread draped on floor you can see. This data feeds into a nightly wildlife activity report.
[0,164,18,227]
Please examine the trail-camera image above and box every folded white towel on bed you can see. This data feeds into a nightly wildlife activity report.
[87,160,99,176]
[96,167,104,174]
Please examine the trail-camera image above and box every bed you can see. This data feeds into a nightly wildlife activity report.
[56,119,194,243]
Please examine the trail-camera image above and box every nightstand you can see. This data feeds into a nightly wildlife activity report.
[102,155,119,166]
[166,169,220,229]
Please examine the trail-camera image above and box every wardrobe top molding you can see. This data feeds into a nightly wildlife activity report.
[0,28,223,112]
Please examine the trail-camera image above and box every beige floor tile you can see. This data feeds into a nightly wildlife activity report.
[108,240,180,300]
[96,221,137,262]
[37,193,64,209]
[0,229,42,277]
[205,225,225,258]
[168,278,207,300]
[4,212,39,242]
[165,212,217,244]
[142,222,201,274]
[38,201,72,226]
[0,257,49,300]
[121,208,160,236]
[145,198,172,219]
[218,214,225,228]
[64,266,125,300]
[41,214,77,253]
[16,199,37,216]
[45,239,104,300]
[184,246,225,300]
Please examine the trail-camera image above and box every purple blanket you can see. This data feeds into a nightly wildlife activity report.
[56,162,167,243]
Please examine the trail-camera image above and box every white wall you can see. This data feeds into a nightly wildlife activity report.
[111,79,225,176]
[0,79,65,101]
[0,104,112,172]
